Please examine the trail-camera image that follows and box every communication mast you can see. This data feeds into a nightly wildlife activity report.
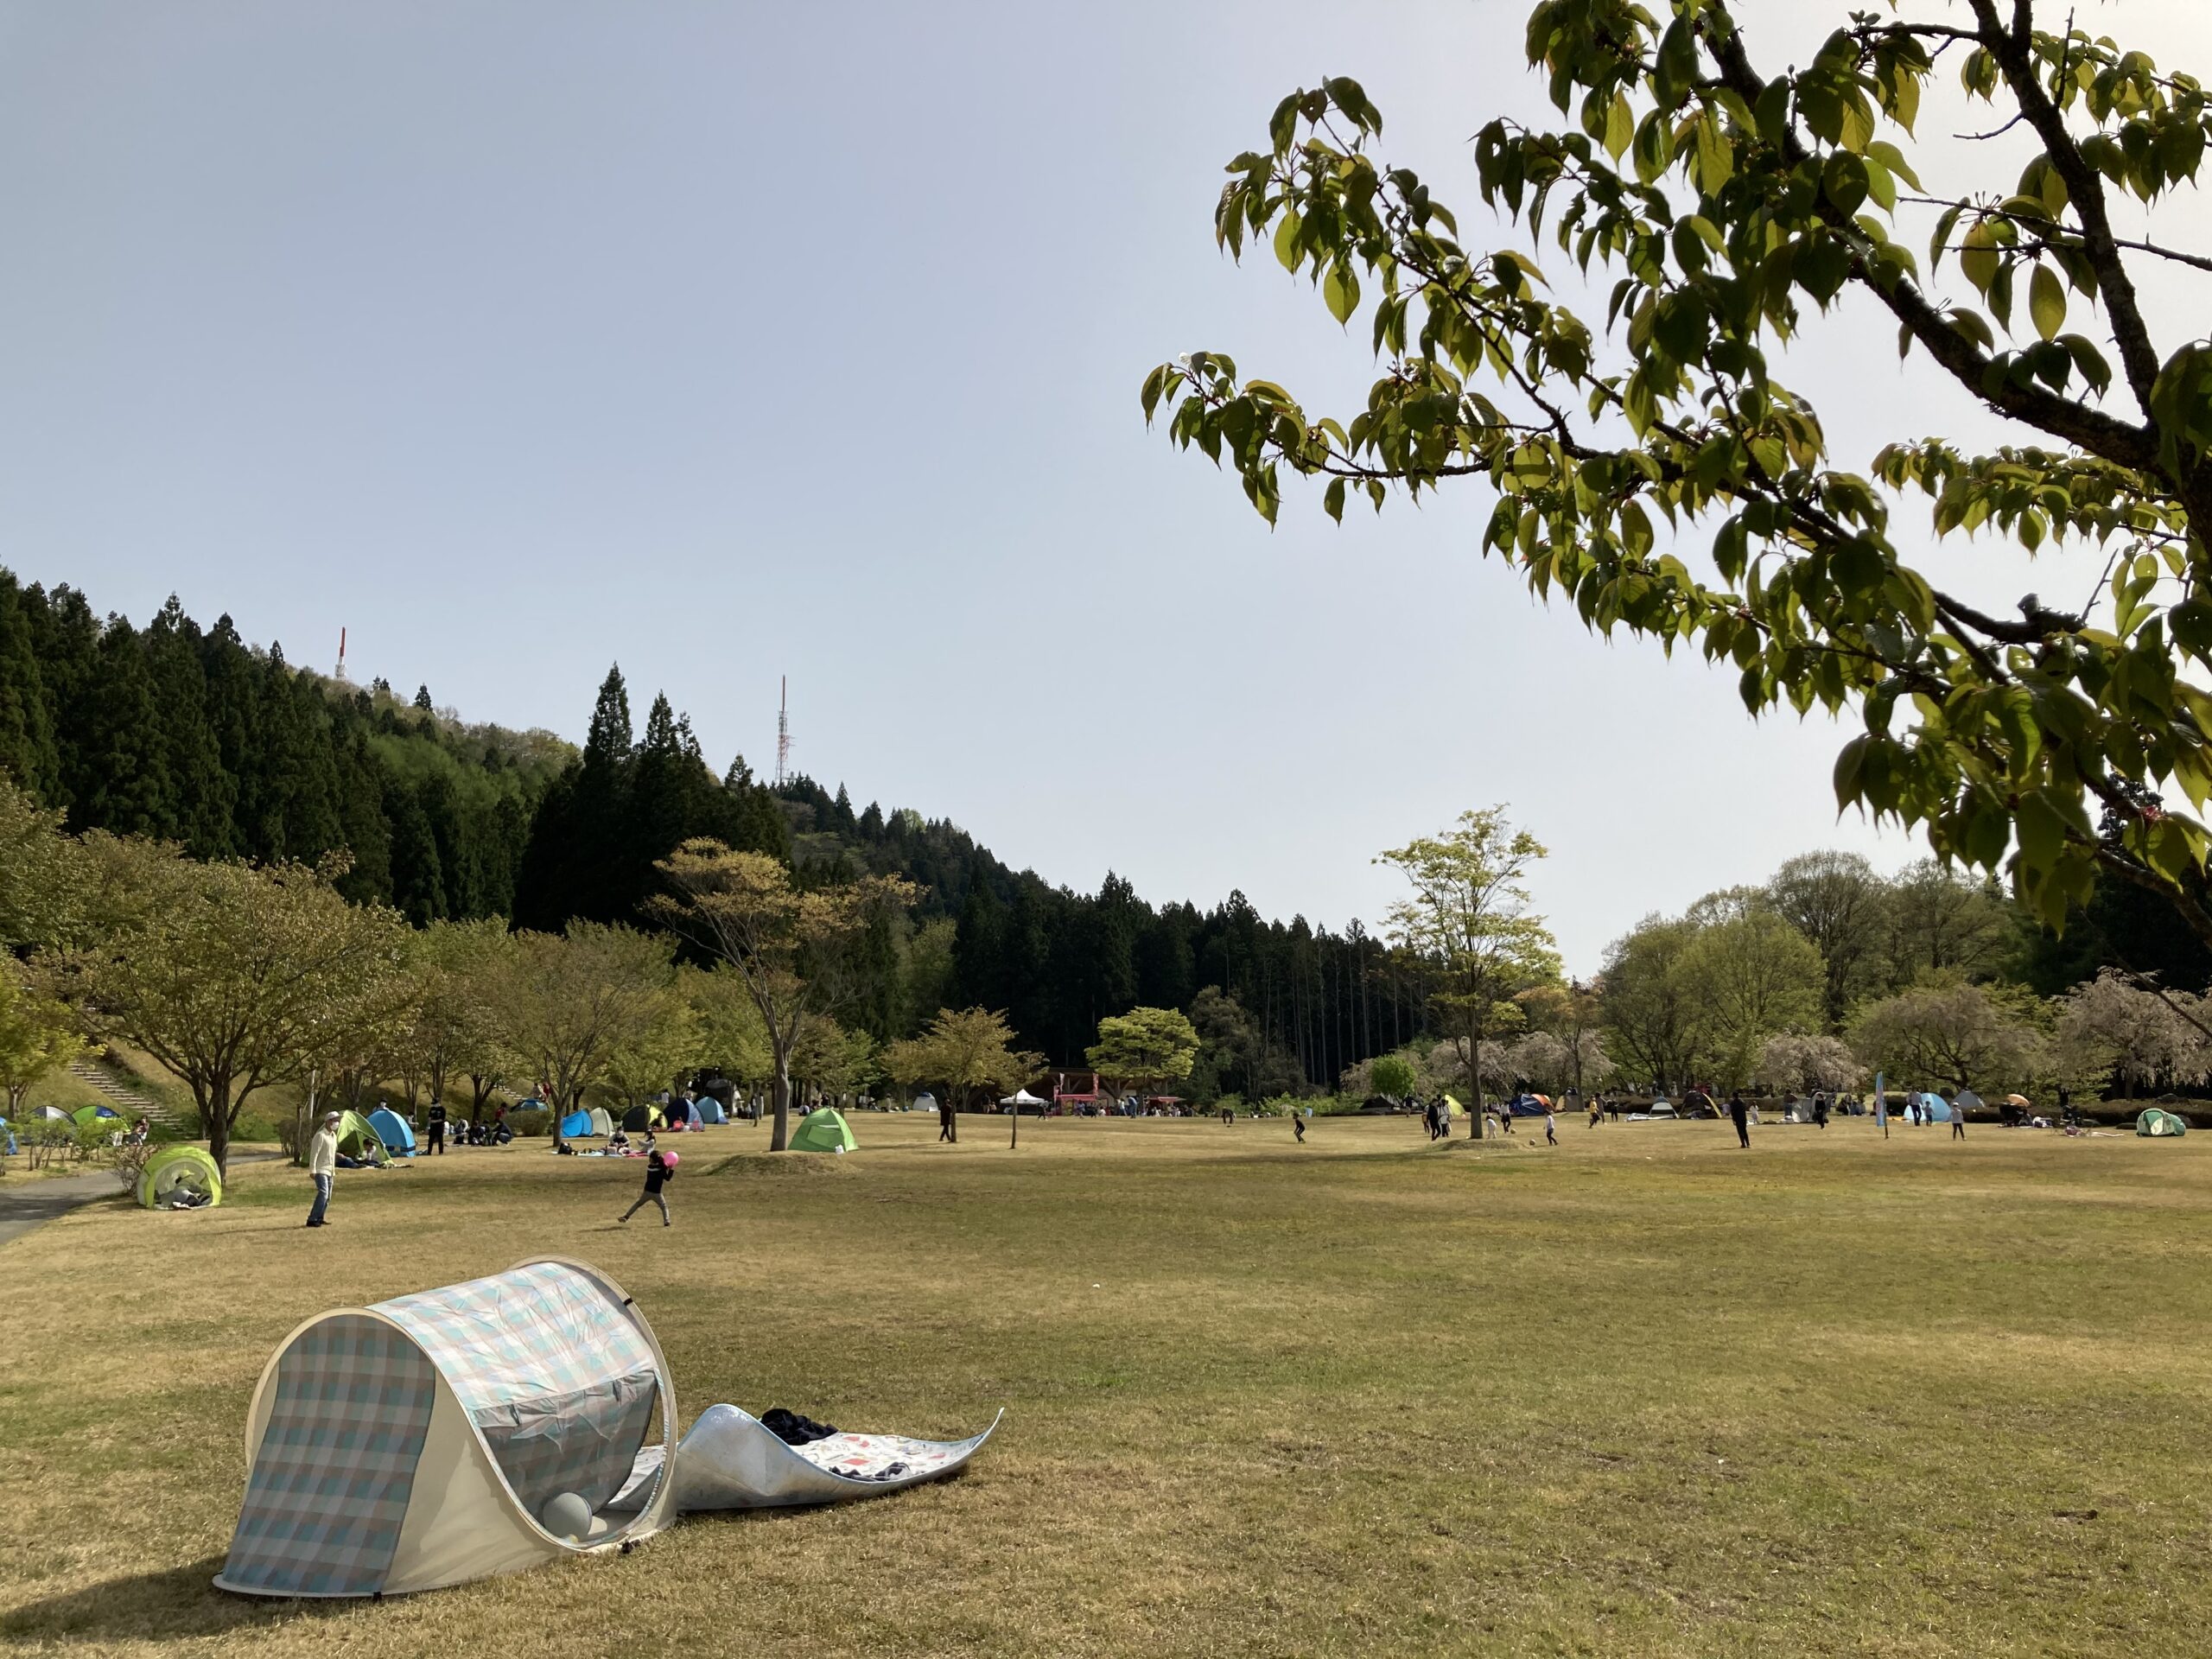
[774,676,791,787]
[334,626,349,683]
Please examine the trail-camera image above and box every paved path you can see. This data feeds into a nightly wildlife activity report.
[0,1151,283,1249]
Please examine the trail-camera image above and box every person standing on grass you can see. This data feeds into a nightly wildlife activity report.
[620,1147,674,1227]
[305,1110,340,1228]
[1588,1092,1603,1128]
[426,1097,447,1155]
[1953,1102,1967,1141]
[1544,1104,1558,1146]
[1729,1091,1751,1150]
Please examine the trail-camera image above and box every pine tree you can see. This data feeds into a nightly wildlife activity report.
[0,571,60,798]
[144,596,235,855]
[73,618,174,836]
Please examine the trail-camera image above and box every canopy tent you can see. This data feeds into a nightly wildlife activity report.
[558,1109,595,1140]
[332,1109,392,1164]
[790,1107,856,1154]
[696,1096,727,1125]
[71,1104,121,1127]
[608,1403,1001,1516]
[2138,1107,2190,1137]
[620,1103,666,1134]
[216,1259,678,1599]
[138,1144,222,1209]
[998,1089,1046,1108]
[367,1108,416,1157]
[588,1107,614,1138]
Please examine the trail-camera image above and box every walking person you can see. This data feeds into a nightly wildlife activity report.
[620,1147,677,1227]
[1293,1110,1306,1144]
[427,1097,447,1155]
[1588,1092,1602,1129]
[1952,1102,1967,1140]
[1728,1090,1751,1150]
[1544,1104,1558,1146]
[938,1096,957,1142]
[305,1110,340,1228]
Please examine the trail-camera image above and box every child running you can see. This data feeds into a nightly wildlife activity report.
[620,1147,677,1228]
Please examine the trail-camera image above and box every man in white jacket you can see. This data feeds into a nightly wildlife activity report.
[306,1111,340,1229]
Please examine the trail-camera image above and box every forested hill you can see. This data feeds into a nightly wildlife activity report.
[0,569,1425,1078]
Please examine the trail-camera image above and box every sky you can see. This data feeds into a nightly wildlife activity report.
[2,1,2208,973]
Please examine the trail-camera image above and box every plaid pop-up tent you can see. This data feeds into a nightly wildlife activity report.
[216,1258,678,1599]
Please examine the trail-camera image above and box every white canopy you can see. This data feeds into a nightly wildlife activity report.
[1000,1089,1046,1106]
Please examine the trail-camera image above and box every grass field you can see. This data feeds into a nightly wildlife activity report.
[3,1111,2208,1657]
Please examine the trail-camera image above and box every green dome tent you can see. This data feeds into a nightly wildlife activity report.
[333,1109,392,1164]
[2137,1108,2190,1137]
[139,1144,223,1209]
[71,1104,122,1128]
[789,1107,856,1154]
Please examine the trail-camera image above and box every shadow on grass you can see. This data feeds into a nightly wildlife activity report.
[0,1555,354,1643]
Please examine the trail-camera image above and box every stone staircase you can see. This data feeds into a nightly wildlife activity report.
[67,1058,187,1128]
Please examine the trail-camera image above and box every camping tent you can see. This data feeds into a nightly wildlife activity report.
[333,1110,391,1164]
[368,1108,416,1157]
[216,1258,678,1599]
[31,1103,71,1121]
[911,1090,938,1115]
[674,1099,703,1131]
[620,1103,665,1134]
[71,1104,121,1127]
[696,1096,727,1125]
[558,1109,595,1140]
[588,1107,614,1138]
[1918,1092,1952,1123]
[790,1107,856,1154]
[2138,1107,2190,1137]
[138,1144,223,1209]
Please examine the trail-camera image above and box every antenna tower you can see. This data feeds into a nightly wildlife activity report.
[334,626,349,683]
[774,676,791,787]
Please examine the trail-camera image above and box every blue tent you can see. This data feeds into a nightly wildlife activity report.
[1918,1092,1952,1122]
[1505,1094,1548,1116]
[558,1108,594,1139]
[367,1107,416,1156]
[696,1096,727,1124]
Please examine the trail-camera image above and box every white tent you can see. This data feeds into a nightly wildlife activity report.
[216,1259,677,1599]
[588,1106,615,1137]
[999,1089,1046,1108]
[911,1090,938,1113]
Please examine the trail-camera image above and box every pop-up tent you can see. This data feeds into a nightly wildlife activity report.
[671,1099,703,1132]
[138,1144,222,1209]
[790,1107,856,1153]
[368,1107,416,1156]
[588,1106,614,1137]
[558,1108,595,1139]
[71,1104,121,1127]
[332,1109,392,1164]
[696,1096,727,1125]
[1440,1093,1463,1119]
[2139,1107,2190,1137]
[217,1259,678,1599]
[620,1103,665,1134]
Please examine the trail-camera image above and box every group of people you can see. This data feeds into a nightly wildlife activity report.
[419,1098,510,1154]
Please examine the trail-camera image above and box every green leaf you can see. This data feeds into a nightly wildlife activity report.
[2028,264,2066,341]
[1273,211,1303,273]
[1324,477,1346,523]
[1323,263,1360,326]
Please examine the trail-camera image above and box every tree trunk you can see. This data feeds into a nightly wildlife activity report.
[1470,1032,1486,1139]
[204,1077,232,1177]
[770,1050,794,1151]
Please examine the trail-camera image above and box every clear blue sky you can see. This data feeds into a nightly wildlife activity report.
[3,2,2206,971]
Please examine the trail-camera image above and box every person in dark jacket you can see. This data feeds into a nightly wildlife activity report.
[1728,1091,1751,1149]
[426,1098,447,1155]
[620,1149,675,1227]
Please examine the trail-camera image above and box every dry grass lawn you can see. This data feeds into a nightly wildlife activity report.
[3,1111,2209,1657]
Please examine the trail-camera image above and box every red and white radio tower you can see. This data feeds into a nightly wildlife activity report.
[334,626,349,683]
[774,676,792,787]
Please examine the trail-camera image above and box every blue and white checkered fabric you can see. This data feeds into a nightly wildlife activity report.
[222,1315,434,1597]
[373,1262,662,1516]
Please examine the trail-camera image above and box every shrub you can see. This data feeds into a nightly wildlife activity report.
[507,1108,551,1139]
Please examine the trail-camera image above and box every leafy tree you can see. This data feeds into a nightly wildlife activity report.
[60,847,414,1172]
[1601,915,1704,1090]
[1369,1051,1419,1098]
[1758,1031,1866,1095]
[683,963,774,1086]
[652,839,916,1149]
[1087,1005,1201,1099]
[2055,969,2210,1096]
[1767,851,1892,1027]
[880,1007,1042,1140]
[0,957,93,1118]
[404,918,512,1113]
[1148,0,2212,950]
[791,1014,878,1103]
[486,923,675,1137]
[1677,911,1827,1087]
[1884,859,2014,986]
[1378,808,1560,1131]
[1851,975,2044,1095]
[600,992,700,1114]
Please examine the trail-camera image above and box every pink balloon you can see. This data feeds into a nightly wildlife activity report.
[661,1151,680,1168]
